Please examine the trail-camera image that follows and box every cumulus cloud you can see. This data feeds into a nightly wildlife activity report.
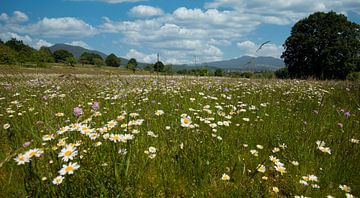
[126,49,158,63]
[66,41,93,49]
[34,39,53,49]
[205,0,360,23]
[237,41,284,58]
[0,32,52,49]
[129,5,164,17]
[20,17,97,38]
[0,11,28,23]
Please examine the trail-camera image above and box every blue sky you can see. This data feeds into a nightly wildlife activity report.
[0,0,359,64]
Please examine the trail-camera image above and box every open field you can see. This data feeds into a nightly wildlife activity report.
[0,68,359,197]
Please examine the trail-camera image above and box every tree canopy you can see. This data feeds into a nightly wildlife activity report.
[79,52,104,65]
[282,11,360,79]
[127,58,138,72]
[154,61,164,72]
[53,49,75,63]
[105,53,120,67]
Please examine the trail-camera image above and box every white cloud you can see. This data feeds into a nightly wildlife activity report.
[237,41,284,58]
[0,32,52,49]
[129,5,164,17]
[0,32,32,44]
[34,39,53,49]
[22,17,97,38]
[0,11,28,23]
[125,49,158,63]
[205,0,360,24]
[66,41,93,49]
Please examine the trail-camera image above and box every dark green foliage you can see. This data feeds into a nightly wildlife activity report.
[53,50,75,63]
[275,68,290,79]
[127,58,138,73]
[65,57,77,67]
[282,11,360,79]
[154,61,164,72]
[177,67,209,76]
[214,68,223,77]
[38,47,55,63]
[93,58,105,67]
[79,52,103,65]
[105,53,120,67]
[0,43,16,65]
[5,38,37,65]
[346,72,360,81]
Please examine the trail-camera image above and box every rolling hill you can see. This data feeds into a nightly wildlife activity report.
[49,44,107,59]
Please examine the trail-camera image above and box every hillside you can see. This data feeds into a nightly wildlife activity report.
[49,44,107,59]
[204,56,285,71]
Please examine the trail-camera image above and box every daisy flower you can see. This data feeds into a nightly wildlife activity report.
[25,148,44,158]
[52,176,64,185]
[181,115,192,127]
[58,145,78,162]
[155,110,164,116]
[221,173,230,181]
[109,134,124,143]
[257,164,266,173]
[59,162,80,175]
[14,153,30,165]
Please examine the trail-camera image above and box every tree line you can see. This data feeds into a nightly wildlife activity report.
[0,38,135,69]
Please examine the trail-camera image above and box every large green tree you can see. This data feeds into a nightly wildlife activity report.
[79,52,104,65]
[105,53,120,67]
[282,11,360,79]
[127,58,138,73]
[53,50,75,63]
[154,61,164,72]
[0,43,16,65]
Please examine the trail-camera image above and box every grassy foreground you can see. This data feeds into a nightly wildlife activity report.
[0,69,359,197]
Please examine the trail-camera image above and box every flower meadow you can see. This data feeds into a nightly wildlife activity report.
[0,73,359,197]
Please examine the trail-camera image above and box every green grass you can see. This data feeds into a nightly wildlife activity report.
[0,67,359,197]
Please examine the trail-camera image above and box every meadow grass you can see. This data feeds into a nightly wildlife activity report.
[0,68,359,197]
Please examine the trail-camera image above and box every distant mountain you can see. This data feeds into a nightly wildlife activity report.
[203,56,285,71]
[49,44,107,59]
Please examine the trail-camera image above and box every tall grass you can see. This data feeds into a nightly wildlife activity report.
[0,71,359,197]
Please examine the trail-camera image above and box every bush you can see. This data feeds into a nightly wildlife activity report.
[275,68,290,79]
[346,72,360,81]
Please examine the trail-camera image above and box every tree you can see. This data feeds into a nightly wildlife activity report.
[0,43,16,65]
[127,58,138,73]
[214,68,224,77]
[282,11,360,79]
[93,58,105,67]
[275,68,290,79]
[79,52,103,65]
[38,46,55,63]
[53,50,75,63]
[65,57,77,67]
[153,61,164,72]
[105,53,120,67]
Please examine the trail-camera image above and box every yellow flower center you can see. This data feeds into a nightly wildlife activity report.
[64,150,72,157]
[29,151,37,157]
[65,166,74,172]
[19,156,25,161]
[183,118,190,124]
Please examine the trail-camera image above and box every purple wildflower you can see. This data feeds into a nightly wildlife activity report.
[344,111,350,119]
[73,107,83,117]
[92,102,99,111]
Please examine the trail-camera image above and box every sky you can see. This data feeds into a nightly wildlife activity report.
[0,0,359,64]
